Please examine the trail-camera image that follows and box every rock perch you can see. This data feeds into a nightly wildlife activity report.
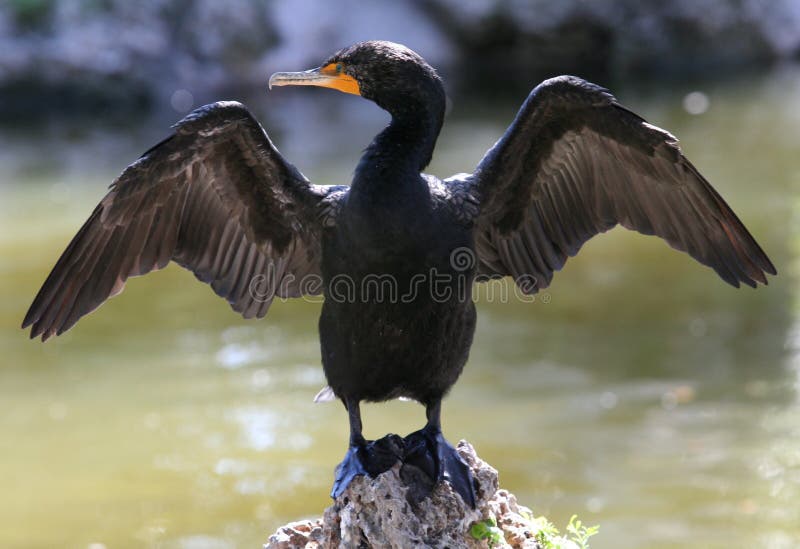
[265,439,544,549]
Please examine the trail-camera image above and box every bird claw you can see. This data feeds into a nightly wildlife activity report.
[331,431,476,508]
[404,427,476,508]
[331,435,404,499]
[331,445,367,499]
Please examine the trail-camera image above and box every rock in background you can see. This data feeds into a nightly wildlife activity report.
[1,0,799,122]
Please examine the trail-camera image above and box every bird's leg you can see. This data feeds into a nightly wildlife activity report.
[404,399,476,507]
[331,397,402,499]
[347,396,366,447]
[331,397,367,498]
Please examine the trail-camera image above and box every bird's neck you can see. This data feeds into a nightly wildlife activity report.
[345,101,444,248]
[353,102,444,191]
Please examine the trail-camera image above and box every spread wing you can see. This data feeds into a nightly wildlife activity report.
[448,76,775,293]
[23,101,346,341]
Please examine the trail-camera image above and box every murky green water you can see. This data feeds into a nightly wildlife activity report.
[1,67,799,548]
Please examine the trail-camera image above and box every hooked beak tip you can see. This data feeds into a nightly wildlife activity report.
[267,72,278,92]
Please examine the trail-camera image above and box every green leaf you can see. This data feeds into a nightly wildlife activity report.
[469,518,504,547]
[564,514,600,549]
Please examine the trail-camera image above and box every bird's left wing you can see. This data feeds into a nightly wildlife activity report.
[23,101,346,341]
[445,76,775,293]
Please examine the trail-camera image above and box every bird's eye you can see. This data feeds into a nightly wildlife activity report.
[321,62,347,76]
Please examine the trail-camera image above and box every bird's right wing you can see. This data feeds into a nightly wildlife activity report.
[23,101,347,341]
[447,76,774,293]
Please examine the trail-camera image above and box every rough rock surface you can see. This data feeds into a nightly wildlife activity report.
[265,440,542,549]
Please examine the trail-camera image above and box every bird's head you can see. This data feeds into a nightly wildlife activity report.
[269,41,445,122]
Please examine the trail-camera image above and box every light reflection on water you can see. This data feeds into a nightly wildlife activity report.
[1,66,799,548]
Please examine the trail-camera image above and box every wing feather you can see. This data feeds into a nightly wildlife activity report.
[451,76,775,292]
[23,101,348,340]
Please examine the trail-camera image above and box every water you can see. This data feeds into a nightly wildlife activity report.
[1,67,798,548]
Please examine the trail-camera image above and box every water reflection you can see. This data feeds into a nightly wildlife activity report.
[0,66,798,548]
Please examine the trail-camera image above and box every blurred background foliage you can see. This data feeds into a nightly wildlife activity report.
[1,1,799,548]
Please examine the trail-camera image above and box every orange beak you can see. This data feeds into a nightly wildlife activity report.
[269,64,360,96]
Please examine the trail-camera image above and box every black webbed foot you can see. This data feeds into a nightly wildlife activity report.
[404,426,476,508]
[332,398,475,506]
[331,434,404,498]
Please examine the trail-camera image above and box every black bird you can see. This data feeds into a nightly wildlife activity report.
[23,41,775,507]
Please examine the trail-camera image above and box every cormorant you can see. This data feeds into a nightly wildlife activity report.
[22,41,775,507]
